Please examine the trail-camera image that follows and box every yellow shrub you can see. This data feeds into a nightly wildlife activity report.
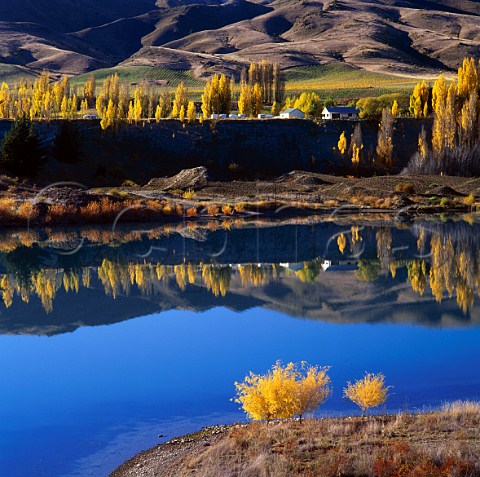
[163,203,173,215]
[343,372,391,417]
[463,193,475,207]
[183,188,196,199]
[234,202,245,213]
[222,204,233,216]
[234,361,331,421]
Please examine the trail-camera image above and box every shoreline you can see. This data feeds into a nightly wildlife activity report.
[110,403,480,477]
[1,170,480,228]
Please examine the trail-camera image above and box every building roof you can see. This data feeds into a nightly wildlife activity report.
[323,106,359,114]
[281,108,304,114]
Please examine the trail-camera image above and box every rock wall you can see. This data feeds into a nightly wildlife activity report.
[0,118,431,186]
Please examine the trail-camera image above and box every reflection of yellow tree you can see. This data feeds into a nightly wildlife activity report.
[98,259,131,298]
[296,262,321,283]
[407,260,427,296]
[404,228,479,313]
[350,226,363,256]
[201,264,232,297]
[174,263,196,290]
[34,270,61,313]
[238,265,269,287]
[376,228,392,271]
[337,233,346,254]
[1,275,14,308]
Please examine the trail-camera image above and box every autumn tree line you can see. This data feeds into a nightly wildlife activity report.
[0,61,287,130]
[406,57,480,176]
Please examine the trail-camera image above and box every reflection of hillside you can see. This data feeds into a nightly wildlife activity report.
[1,221,480,334]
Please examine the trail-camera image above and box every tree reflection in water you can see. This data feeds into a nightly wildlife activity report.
[1,221,480,315]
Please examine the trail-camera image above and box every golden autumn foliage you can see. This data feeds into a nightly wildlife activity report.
[344,373,391,417]
[409,80,429,119]
[337,131,347,155]
[234,361,331,421]
[391,99,399,117]
[337,233,347,254]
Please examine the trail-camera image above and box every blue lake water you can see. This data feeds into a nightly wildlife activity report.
[1,220,480,476]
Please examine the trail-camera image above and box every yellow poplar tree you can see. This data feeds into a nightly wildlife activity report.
[411,80,429,118]
[0,82,10,118]
[337,131,347,155]
[179,104,186,122]
[84,74,96,108]
[391,99,399,117]
[187,101,196,123]
[172,82,189,118]
[133,87,143,123]
[238,82,251,117]
[100,99,116,130]
[251,83,262,116]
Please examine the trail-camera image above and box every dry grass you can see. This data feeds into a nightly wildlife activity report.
[186,207,197,217]
[170,403,480,477]
[234,202,245,213]
[395,182,415,194]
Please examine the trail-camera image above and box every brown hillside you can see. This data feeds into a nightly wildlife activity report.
[0,0,479,75]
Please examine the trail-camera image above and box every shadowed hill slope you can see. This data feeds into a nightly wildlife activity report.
[0,0,479,76]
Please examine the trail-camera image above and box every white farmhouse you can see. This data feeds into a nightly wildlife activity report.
[279,108,305,119]
[322,106,359,120]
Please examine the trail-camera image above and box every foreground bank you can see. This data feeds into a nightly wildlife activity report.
[1,169,480,227]
[111,401,480,477]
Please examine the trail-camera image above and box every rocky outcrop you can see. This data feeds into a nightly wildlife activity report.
[146,166,209,190]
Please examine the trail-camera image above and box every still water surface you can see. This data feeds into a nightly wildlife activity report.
[0,219,480,476]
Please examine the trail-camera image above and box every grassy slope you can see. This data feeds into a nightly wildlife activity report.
[112,401,480,477]
[285,64,419,99]
[0,64,38,83]
[70,63,419,99]
[71,66,204,89]
[0,62,421,101]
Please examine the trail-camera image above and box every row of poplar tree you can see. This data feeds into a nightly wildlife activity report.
[0,61,287,130]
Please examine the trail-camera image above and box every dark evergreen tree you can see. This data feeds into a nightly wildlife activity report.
[0,117,44,177]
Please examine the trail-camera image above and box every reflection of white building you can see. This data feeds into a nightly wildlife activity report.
[321,259,358,271]
[279,262,305,272]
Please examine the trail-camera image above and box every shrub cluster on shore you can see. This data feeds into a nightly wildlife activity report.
[234,362,390,421]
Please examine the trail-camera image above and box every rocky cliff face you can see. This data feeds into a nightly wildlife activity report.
[0,118,429,186]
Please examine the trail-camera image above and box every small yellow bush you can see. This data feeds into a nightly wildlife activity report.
[463,193,475,207]
[344,372,391,417]
[222,204,234,216]
[183,188,196,199]
[234,202,245,213]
